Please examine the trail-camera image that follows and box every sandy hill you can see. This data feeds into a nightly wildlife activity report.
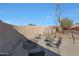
[14,25,46,39]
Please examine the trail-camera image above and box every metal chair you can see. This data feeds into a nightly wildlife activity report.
[46,38,62,54]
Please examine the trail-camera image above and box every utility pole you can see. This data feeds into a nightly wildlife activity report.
[55,3,62,26]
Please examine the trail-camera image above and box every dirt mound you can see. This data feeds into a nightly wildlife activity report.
[14,26,46,39]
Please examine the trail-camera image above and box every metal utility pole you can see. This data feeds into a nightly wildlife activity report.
[55,3,62,26]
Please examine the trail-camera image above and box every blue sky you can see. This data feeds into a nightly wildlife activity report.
[0,3,79,26]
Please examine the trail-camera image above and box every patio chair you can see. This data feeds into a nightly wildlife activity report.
[46,38,62,54]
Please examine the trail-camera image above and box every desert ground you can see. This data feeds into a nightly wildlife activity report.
[0,20,79,56]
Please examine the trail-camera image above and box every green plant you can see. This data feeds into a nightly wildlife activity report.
[28,24,36,26]
[60,18,73,30]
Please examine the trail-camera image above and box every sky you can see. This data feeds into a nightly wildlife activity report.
[0,3,79,26]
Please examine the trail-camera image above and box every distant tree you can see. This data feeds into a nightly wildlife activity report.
[28,24,36,26]
[60,18,73,30]
[75,23,79,25]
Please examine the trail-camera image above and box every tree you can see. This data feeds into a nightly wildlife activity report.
[60,18,73,30]
[28,24,36,26]
[76,23,79,25]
